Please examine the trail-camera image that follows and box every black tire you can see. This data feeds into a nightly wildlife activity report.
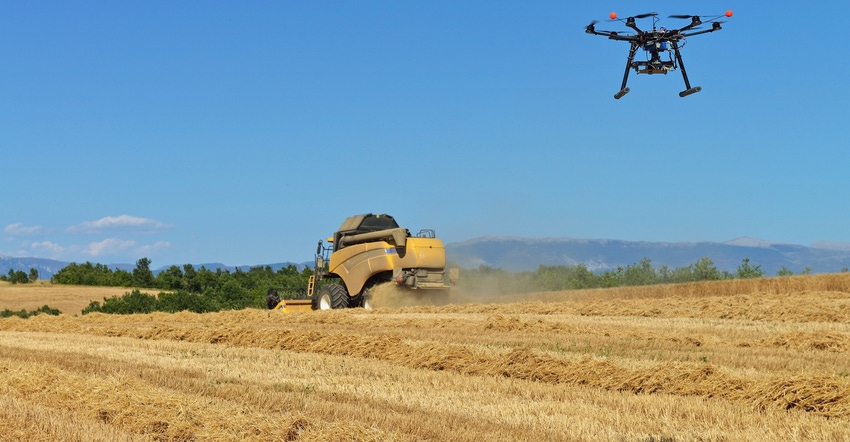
[266,289,282,310]
[315,284,349,310]
[349,292,374,310]
[358,283,380,310]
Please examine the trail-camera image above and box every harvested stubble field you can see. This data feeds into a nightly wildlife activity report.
[2,275,850,441]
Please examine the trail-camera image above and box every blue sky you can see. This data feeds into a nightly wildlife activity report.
[2,1,848,267]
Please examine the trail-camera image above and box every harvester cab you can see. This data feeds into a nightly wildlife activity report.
[267,213,457,312]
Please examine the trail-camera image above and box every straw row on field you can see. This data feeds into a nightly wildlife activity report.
[0,351,398,442]
[4,311,849,418]
[10,330,850,442]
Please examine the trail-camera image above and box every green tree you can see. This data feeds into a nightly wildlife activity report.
[28,268,39,283]
[7,269,30,284]
[621,258,657,286]
[736,258,764,279]
[132,258,155,288]
[776,266,794,277]
[692,257,722,281]
[157,265,184,290]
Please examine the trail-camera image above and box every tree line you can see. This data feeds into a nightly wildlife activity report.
[1,305,61,319]
[39,255,824,315]
[53,258,314,315]
[455,257,816,296]
[0,268,39,284]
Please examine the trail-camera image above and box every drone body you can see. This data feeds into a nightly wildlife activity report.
[586,11,732,99]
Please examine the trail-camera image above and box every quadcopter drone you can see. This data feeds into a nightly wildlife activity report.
[585,10,733,99]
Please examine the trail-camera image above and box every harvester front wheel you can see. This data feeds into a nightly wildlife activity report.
[316,284,348,310]
[266,289,282,310]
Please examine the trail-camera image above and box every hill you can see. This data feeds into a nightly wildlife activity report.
[5,235,850,279]
[446,236,850,275]
[0,254,306,280]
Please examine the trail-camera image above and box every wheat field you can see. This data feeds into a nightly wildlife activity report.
[0,281,133,315]
[1,275,850,441]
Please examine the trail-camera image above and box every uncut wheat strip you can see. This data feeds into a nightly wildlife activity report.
[366,290,850,323]
[0,282,139,315]
[9,315,850,419]
[573,291,850,323]
[511,273,850,303]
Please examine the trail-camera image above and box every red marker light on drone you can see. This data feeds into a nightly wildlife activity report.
[725,10,733,17]
[609,12,617,20]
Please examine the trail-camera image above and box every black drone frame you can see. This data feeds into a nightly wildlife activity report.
[586,13,725,99]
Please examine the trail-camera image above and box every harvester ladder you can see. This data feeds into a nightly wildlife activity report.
[307,275,316,298]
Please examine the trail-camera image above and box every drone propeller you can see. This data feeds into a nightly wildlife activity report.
[633,12,658,19]
[669,11,733,21]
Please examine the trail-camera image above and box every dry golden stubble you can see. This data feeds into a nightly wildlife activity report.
[4,331,849,442]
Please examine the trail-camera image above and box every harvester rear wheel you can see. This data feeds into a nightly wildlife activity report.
[362,295,374,311]
[316,284,348,310]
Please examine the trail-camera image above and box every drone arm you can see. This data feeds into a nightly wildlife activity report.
[624,17,645,34]
[585,27,638,41]
[681,22,723,37]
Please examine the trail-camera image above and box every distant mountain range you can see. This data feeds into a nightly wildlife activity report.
[0,255,307,280]
[3,236,850,279]
[445,236,850,275]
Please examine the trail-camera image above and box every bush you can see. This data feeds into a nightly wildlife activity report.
[0,305,62,318]
[83,289,222,315]
[83,289,158,315]
[157,290,217,313]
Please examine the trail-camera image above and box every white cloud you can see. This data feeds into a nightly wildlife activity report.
[5,223,48,236]
[135,241,171,256]
[31,241,67,254]
[84,238,137,257]
[24,241,75,260]
[67,215,174,234]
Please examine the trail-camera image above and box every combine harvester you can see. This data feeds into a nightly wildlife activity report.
[266,213,458,312]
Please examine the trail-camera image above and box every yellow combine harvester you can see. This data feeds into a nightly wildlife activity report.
[266,213,458,312]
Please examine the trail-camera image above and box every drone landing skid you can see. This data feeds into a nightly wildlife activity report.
[679,86,702,97]
[614,88,630,100]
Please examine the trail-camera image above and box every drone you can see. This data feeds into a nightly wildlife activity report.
[585,10,733,99]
